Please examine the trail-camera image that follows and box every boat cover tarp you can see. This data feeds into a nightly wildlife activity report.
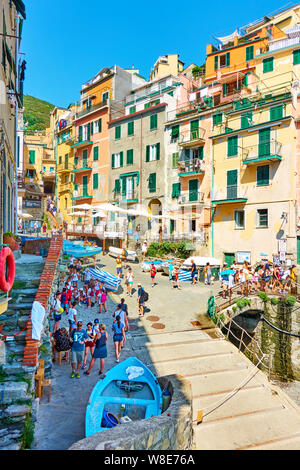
[89,268,121,291]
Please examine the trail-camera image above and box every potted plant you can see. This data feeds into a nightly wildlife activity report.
[3,233,21,251]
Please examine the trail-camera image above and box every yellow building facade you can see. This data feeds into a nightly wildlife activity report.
[150,54,184,81]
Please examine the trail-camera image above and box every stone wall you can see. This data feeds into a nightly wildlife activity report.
[69,375,193,451]
[23,238,51,255]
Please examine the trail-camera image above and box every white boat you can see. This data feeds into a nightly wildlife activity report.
[183,256,221,268]
[108,246,137,262]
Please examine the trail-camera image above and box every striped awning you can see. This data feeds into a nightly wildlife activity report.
[89,268,121,292]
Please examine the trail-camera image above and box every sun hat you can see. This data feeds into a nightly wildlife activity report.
[58,308,64,314]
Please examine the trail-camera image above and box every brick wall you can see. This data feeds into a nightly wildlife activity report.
[22,234,63,367]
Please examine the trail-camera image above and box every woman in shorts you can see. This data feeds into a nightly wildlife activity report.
[84,324,108,378]
[126,268,134,297]
[99,285,107,313]
[82,322,95,370]
[112,315,125,363]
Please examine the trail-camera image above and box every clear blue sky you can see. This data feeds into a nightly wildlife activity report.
[22,0,295,108]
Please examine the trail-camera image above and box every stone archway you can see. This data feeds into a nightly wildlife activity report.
[148,198,162,239]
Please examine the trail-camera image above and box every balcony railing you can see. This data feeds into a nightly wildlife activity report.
[75,100,108,119]
[72,161,92,172]
[179,128,206,147]
[72,188,92,200]
[125,77,180,106]
[178,158,205,174]
[178,190,204,204]
[113,189,139,202]
[242,140,282,164]
[212,185,248,204]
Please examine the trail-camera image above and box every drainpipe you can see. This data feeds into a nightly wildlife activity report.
[14,15,20,233]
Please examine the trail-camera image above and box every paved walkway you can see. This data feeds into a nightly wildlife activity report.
[33,254,300,450]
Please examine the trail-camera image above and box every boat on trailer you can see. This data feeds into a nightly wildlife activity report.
[85,357,162,437]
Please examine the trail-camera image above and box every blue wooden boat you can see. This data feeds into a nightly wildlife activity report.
[85,357,162,437]
[63,245,102,257]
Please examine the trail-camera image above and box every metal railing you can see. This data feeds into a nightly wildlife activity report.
[113,189,139,201]
[75,100,109,119]
[178,158,205,174]
[242,140,282,163]
[212,185,248,201]
[125,77,180,105]
[178,190,205,204]
[179,127,206,145]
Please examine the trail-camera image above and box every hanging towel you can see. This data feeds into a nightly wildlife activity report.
[31,301,46,341]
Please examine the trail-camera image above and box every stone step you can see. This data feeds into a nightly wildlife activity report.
[240,433,300,450]
[193,385,282,422]
[131,329,214,348]
[0,382,29,405]
[194,406,300,450]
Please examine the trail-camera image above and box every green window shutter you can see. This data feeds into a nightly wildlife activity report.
[103,91,109,101]
[82,149,88,167]
[190,120,199,139]
[259,128,271,156]
[98,118,102,132]
[78,126,83,141]
[189,179,198,202]
[29,150,35,164]
[213,113,222,126]
[115,126,121,139]
[257,165,270,186]
[93,173,98,189]
[172,152,179,168]
[129,106,136,114]
[227,135,238,157]
[146,145,150,162]
[263,57,274,73]
[114,179,120,194]
[293,49,300,65]
[198,146,204,160]
[78,217,82,223]
[87,123,91,140]
[223,83,228,96]
[214,55,218,70]
[93,146,99,161]
[227,170,238,199]
[121,177,127,196]
[112,153,115,169]
[172,182,181,198]
[171,125,179,139]
[150,114,158,130]
[156,142,160,160]
[74,184,79,191]
[270,105,283,121]
[246,45,254,61]
[71,174,74,182]
[128,121,134,136]
[226,52,230,66]
[90,122,94,135]
[144,102,151,109]
[149,173,156,192]
[120,151,123,167]
[126,149,133,165]
[241,111,252,129]
[155,99,160,105]
[244,72,249,87]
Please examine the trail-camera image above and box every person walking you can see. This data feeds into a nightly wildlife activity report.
[113,304,129,333]
[204,263,212,285]
[150,263,157,287]
[99,285,107,314]
[191,259,197,285]
[141,240,148,261]
[52,292,62,333]
[137,283,147,316]
[125,267,134,296]
[116,256,123,279]
[42,221,47,235]
[60,288,69,314]
[84,324,108,378]
[82,322,95,370]
[68,301,78,334]
[171,266,181,289]
[69,321,88,379]
[112,315,125,363]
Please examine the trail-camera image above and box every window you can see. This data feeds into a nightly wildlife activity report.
[126,149,133,165]
[150,114,158,130]
[246,45,254,61]
[93,146,99,161]
[270,105,283,121]
[115,126,121,140]
[43,166,46,172]
[59,156,62,165]
[102,91,109,101]
[172,182,181,198]
[128,121,134,136]
[257,209,268,227]
[82,149,88,167]
[257,165,270,186]
[263,57,274,73]
[171,125,179,140]
[94,120,100,134]
[65,175,69,183]
[213,113,222,127]
[129,106,136,114]
[112,152,123,169]
[234,210,245,229]
[218,52,230,68]
[189,179,198,202]
[26,169,36,178]
[293,49,300,65]
[93,173,98,189]
[146,143,160,162]
[172,152,179,169]
[50,167,54,172]
[64,154,68,169]
[148,173,156,193]
[241,111,253,129]
[29,150,35,164]
[144,102,151,109]
[227,135,238,157]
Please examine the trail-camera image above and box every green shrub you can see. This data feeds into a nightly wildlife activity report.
[13,281,27,290]
[38,344,49,355]
[258,291,270,302]
[285,296,297,307]
[235,297,251,309]
[270,297,280,305]
[21,411,35,450]
[0,365,7,382]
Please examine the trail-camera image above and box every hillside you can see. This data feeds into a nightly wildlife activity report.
[23,95,56,133]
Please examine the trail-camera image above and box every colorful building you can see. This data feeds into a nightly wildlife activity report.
[150,54,185,81]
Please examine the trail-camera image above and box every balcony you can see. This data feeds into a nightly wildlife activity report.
[178,158,205,176]
[125,77,180,106]
[242,140,282,165]
[71,162,92,173]
[75,100,109,119]
[212,186,248,205]
[113,189,139,203]
[178,190,204,204]
[70,138,93,149]
[71,189,93,201]
[57,163,70,173]
[42,171,56,179]
[178,128,206,148]
[59,182,73,194]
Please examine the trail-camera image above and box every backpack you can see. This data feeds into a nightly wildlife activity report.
[142,290,149,302]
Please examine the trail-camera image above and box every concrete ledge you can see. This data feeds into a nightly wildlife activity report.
[69,375,193,451]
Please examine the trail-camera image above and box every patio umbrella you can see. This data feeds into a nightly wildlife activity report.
[18,213,33,219]
[71,204,92,210]
[94,203,128,214]
[92,211,106,218]
[68,211,87,216]
[220,269,236,276]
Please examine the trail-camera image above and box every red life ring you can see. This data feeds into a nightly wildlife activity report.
[0,247,15,292]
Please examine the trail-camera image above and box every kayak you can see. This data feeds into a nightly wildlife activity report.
[108,246,137,262]
[85,357,162,437]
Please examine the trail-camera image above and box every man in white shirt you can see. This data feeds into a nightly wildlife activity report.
[68,302,78,334]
